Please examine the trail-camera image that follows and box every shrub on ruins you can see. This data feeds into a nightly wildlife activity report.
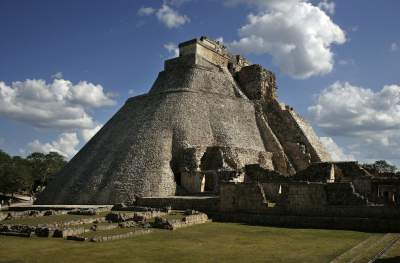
[362,160,398,176]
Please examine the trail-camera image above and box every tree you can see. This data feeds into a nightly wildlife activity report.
[0,156,32,195]
[27,151,66,191]
[374,160,397,173]
[0,149,67,195]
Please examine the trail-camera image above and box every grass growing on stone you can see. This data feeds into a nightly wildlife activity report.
[163,211,185,220]
[1,214,102,226]
[0,222,376,263]
[81,226,138,239]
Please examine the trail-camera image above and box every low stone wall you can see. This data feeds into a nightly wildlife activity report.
[54,227,89,238]
[105,211,166,223]
[0,212,8,221]
[8,205,112,212]
[219,182,400,219]
[211,212,400,233]
[137,196,219,212]
[89,229,152,242]
[0,231,34,237]
[0,224,35,236]
[68,207,111,215]
[153,212,209,230]
[2,210,69,221]
[45,216,106,228]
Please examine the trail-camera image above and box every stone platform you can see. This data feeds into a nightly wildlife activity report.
[7,205,113,211]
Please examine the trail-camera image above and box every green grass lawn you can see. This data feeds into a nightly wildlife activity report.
[0,222,375,263]
[377,238,400,262]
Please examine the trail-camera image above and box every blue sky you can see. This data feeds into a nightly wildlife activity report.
[0,0,399,165]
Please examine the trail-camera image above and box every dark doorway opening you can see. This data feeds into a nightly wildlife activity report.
[204,172,215,192]
[174,172,182,186]
[383,191,389,203]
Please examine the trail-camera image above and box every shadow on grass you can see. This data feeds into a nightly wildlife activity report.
[375,256,400,262]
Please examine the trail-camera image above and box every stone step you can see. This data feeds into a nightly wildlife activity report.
[330,233,400,263]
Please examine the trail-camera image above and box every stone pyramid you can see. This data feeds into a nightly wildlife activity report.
[37,37,331,204]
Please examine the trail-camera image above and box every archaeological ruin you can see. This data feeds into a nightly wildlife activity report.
[33,37,400,232]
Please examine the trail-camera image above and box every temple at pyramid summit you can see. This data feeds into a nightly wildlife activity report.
[36,38,400,232]
[37,36,331,204]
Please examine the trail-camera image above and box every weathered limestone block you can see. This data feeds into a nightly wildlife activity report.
[153,212,209,230]
[35,227,55,237]
[53,227,87,238]
[236,64,277,102]
[66,235,88,241]
[325,183,368,206]
[105,212,135,223]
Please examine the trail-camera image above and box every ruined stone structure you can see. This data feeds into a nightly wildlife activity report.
[37,37,331,205]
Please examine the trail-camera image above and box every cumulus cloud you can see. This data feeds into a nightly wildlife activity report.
[51,72,63,79]
[0,79,115,130]
[338,59,355,66]
[156,4,190,28]
[320,137,354,161]
[227,0,346,79]
[138,4,189,29]
[390,42,399,52]
[138,7,156,16]
[318,0,335,15]
[27,132,80,159]
[167,0,191,6]
[309,81,400,165]
[309,82,400,136]
[164,42,179,58]
[80,124,102,142]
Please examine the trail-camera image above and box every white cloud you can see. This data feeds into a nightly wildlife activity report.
[338,59,355,66]
[318,0,335,15]
[224,0,282,9]
[80,124,102,142]
[139,4,189,29]
[167,0,191,6]
[137,7,156,16]
[227,0,346,79]
[156,4,190,28]
[215,37,224,43]
[66,80,116,108]
[309,82,400,136]
[320,137,354,161]
[390,42,398,52]
[309,81,400,165]
[0,79,115,130]
[27,132,80,159]
[350,25,359,32]
[51,72,63,79]
[164,42,179,58]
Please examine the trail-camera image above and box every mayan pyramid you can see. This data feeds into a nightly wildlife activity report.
[37,37,331,204]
